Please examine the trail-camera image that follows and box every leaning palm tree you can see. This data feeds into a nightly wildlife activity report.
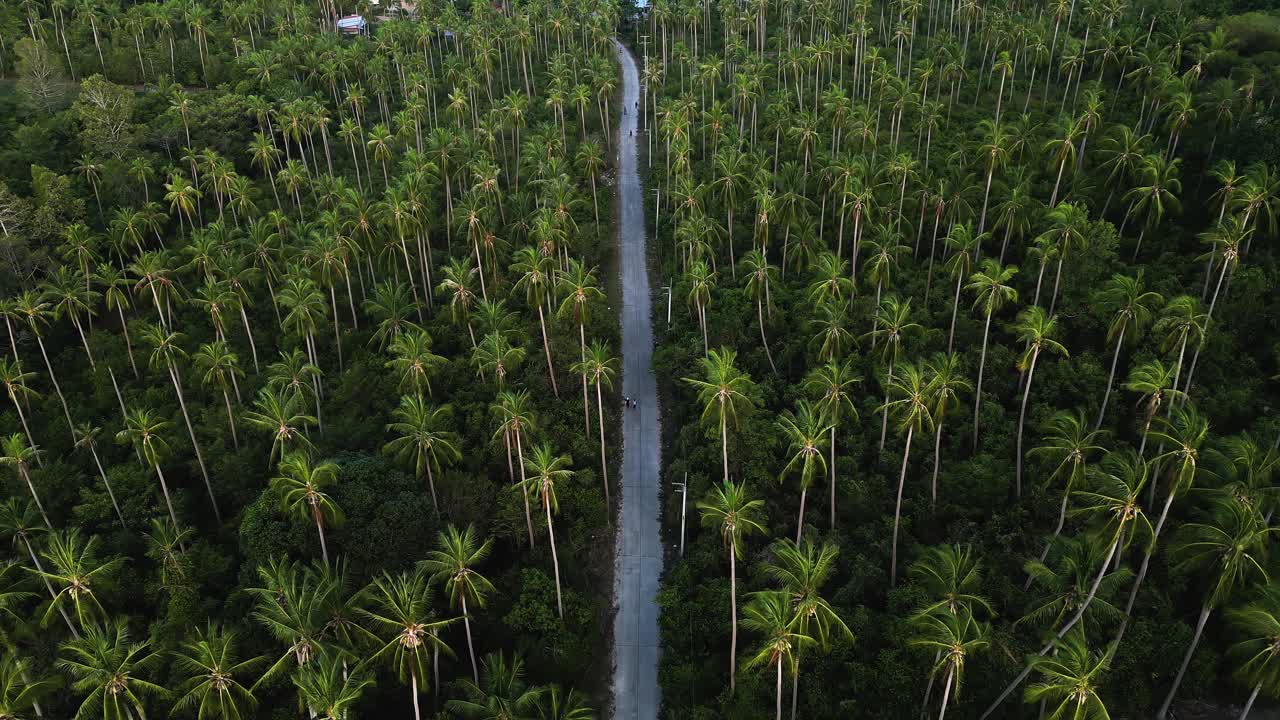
[966,260,1018,449]
[1020,535,1132,636]
[35,529,123,633]
[698,480,767,695]
[359,568,455,720]
[171,624,268,720]
[803,359,859,528]
[383,395,460,516]
[1227,584,1280,719]
[271,453,344,565]
[520,444,574,619]
[0,359,41,454]
[0,655,56,719]
[570,341,619,511]
[1013,307,1069,497]
[58,619,167,720]
[556,258,606,436]
[683,347,758,486]
[910,605,990,720]
[879,363,934,586]
[1023,629,1114,720]
[194,340,245,449]
[493,390,537,547]
[1093,271,1163,428]
[1026,410,1108,573]
[777,400,832,543]
[742,590,815,720]
[447,652,545,720]
[1158,501,1276,719]
[73,423,126,528]
[421,524,496,685]
[0,434,49,529]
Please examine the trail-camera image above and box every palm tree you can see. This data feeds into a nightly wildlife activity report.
[1227,584,1280,719]
[536,684,595,720]
[1021,535,1132,636]
[1094,272,1163,429]
[0,434,49,529]
[0,498,79,637]
[910,606,990,720]
[864,295,921,452]
[293,650,373,720]
[116,407,182,532]
[360,568,455,720]
[909,544,995,619]
[1125,154,1182,260]
[0,359,40,454]
[383,396,460,516]
[59,619,167,719]
[777,400,831,543]
[1158,501,1276,719]
[387,330,447,398]
[1013,307,1069,497]
[12,291,74,435]
[923,353,970,507]
[271,453,344,565]
[557,259,606,436]
[941,224,980,352]
[243,388,317,467]
[570,341,618,511]
[172,624,267,720]
[1023,629,1113,720]
[741,249,780,374]
[1027,411,1107,572]
[966,260,1018,448]
[698,480,767,695]
[520,444,574,619]
[194,340,245,449]
[804,360,859,528]
[145,517,192,589]
[880,363,933,585]
[765,539,852,720]
[684,347,758,486]
[448,652,545,719]
[139,323,219,522]
[0,655,55,719]
[422,524,496,685]
[511,246,560,397]
[35,528,122,632]
[742,590,815,720]
[73,423,125,528]
[493,390,537,547]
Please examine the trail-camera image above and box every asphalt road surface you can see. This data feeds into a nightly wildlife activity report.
[610,37,662,720]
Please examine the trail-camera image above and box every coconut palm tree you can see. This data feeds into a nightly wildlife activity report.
[171,624,267,720]
[116,406,183,532]
[293,649,373,720]
[1027,411,1108,572]
[864,295,921,452]
[1157,500,1276,719]
[0,498,80,638]
[910,605,990,720]
[698,480,767,695]
[742,590,815,720]
[520,444,574,619]
[777,400,830,543]
[421,524,496,685]
[58,619,167,719]
[242,387,317,467]
[271,453,344,565]
[0,655,55,719]
[448,652,544,719]
[535,684,595,720]
[909,544,995,619]
[966,260,1018,449]
[511,246,560,397]
[35,529,121,632]
[493,390,537,547]
[1094,272,1163,429]
[570,341,618,511]
[1013,306,1069,497]
[684,347,758,486]
[360,568,455,720]
[1125,153,1182,260]
[139,323,219,522]
[387,330,447,398]
[73,423,125,528]
[0,435,49,529]
[803,360,859,528]
[923,353,970,507]
[1021,535,1132,636]
[0,360,40,454]
[557,259,606,436]
[383,395,460,516]
[1022,629,1114,720]
[1227,584,1280,719]
[11,291,74,436]
[764,539,852,720]
[880,363,933,586]
[741,249,780,374]
[194,340,245,449]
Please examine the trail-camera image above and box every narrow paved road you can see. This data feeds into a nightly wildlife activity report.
[611,38,662,720]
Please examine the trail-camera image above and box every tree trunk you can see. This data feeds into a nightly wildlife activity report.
[89,445,126,527]
[1157,603,1212,719]
[580,324,590,437]
[721,408,730,485]
[20,466,51,528]
[775,658,784,720]
[515,428,535,547]
[462,593,480,684]
[537,305,559,397]
[154,463,181,534]
[1015,350,1041,497]
[729,541,738,694]
[314,511,330,565]
[545,498,564,619]
[169,365,220,523]
[938,666,955,720]
[795,485,807,544]
[23,535,80,639]
[947,271,963,353]
[222,389,239,449]
[424,464,439,517]
[1095,327,1125,430]
[759,298,778,375]
[1239,683,1262,720]
[830,426,838,528]
[35,336,75,438]
[891,426,914,586]
[596,381,611,515]
[972,311,993,449]
[411,671,421,720]
[931,420,945,509]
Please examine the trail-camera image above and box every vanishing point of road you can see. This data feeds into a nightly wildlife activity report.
[610,37,662,720]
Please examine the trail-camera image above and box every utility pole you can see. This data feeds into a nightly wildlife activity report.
[673,473,687,558]
[653,187,660,229]
[662,284,671,326]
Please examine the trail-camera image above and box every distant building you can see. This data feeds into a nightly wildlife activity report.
[336,15,368,34]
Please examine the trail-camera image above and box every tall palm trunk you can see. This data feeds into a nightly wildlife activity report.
[580,324,590,436]
[972,311,993,449]
[313,505,330,564]
[830,426,838,528]
[720,408,730,485]
[729,540,739,694]
[35,335,74,437]
[515,428,535,547]
[222,388,239,449]
[1095,327,1125,429]
[462,594,479,684]
[22,534,80,638]
[931,419,945,508]
[411,671,421,720]
[891,426,914,586]
[1157,603,1212,719]
[536,305,559,397]
[758,297,778,375]
[19,465,51,528]
[1115,483,1178,647]
[937,666,955,720]
[774,658,784,720]
[88,444,126,527]
[595,381,610,513]
[1014,349,1042,497]
[544,496,563,619]
[947,271,963,352]
[167,365,220,523]
[154,462,181,535]
[1239,683,1263,719]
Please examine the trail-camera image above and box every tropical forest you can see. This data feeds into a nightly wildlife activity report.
[0,0,1278,717]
